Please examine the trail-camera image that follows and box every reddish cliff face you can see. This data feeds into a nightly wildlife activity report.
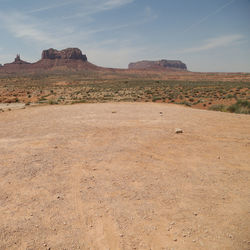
[0,48,97,73]
[41,48,87,61]
[0,48,188,74]
[129,60,187,71]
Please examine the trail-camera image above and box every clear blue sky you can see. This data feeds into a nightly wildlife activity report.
[0,0,249,72]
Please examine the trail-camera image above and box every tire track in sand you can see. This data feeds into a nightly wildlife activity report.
[71,163,121,249]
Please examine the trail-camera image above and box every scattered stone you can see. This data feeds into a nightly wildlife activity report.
[173,238,177,242]
[120,234,124,237]
[228,234,233,239]
[170,221,175,225]
[193,212,198,216]
[192,240,196,243]
[175,128,183,134]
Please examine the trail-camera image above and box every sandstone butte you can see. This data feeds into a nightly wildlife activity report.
[0,48,188,73]
[128,59,187,71]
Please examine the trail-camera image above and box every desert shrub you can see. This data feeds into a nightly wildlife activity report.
[193,99,201,105]
[48,99,58,105]
[209,104,227,112]
[209,100,250,114]
[152,96,162,102]
[226,94,233,99]
[145,90,152,95]
[179,101,191,107]
[227,100,250,114]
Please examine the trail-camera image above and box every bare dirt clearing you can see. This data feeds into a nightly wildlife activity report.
[0,103,249,250]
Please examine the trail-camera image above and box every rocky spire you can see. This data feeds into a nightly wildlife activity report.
[15,54,21,62]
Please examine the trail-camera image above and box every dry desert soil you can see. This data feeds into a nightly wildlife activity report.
[0,103,250,250]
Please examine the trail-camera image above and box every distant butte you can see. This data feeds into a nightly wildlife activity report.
[0,48,98,73]
[0,48,188,73]
[128,60,187,71]
[41,48,87,61]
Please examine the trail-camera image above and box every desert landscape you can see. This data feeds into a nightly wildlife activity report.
[0,102,250,250]
[1,0,250,249]
[0,47,250,250]
[0,49,249,114]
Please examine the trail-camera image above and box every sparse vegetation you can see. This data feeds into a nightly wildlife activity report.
[228,100,250,114]
[209,100,250,114]
[0,72,249,113]
[209,104,228,112]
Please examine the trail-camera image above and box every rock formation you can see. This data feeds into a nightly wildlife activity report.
[41,48,87,61]
[4,54,30,66]
[0,48,188,74]
[0,48,97,73]
[128,60,187,71]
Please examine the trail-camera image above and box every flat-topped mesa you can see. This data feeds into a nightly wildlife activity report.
[41,48,87,61]
[129,59,187,71]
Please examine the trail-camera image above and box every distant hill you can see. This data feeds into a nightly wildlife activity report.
[0,48,188,73]
[128,60,187,71]
[0,48,99,73]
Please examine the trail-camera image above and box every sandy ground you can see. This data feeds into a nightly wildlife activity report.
[0,103,249,250]
[0,103,25,111]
